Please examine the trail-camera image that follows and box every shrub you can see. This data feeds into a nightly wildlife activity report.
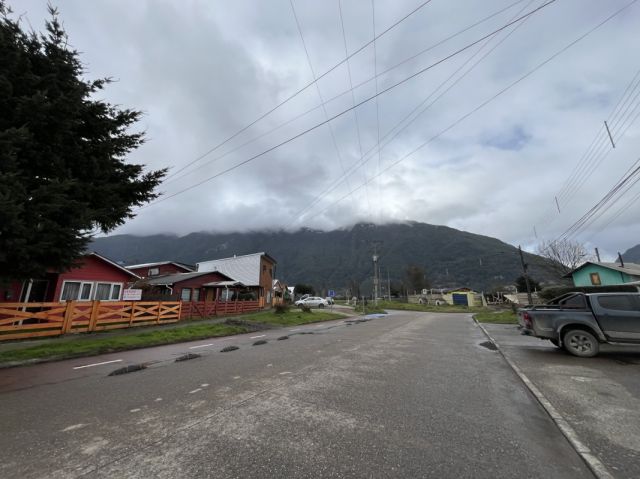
[274,303,290,314]
[300,305,312,313]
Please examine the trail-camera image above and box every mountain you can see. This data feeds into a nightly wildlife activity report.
[622,244,640,262]
[90,222,557,292]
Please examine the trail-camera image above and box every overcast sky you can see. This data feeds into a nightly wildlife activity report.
[14,0,640,259]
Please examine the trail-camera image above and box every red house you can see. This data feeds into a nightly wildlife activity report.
[140,271,244,302]
[1,252,139,303]
[126,261,194,279]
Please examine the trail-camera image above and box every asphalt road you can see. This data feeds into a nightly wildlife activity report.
[0,311,592,478]
[485,323,640,479]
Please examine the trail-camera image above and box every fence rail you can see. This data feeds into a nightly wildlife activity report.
[0,298,264,341]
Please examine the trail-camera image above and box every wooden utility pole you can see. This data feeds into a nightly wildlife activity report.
[595,247,601,262]
[518,245,533,305]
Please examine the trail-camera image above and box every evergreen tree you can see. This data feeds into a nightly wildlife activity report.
[0,3,166,280]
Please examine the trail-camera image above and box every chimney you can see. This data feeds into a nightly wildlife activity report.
[618,252,625,268]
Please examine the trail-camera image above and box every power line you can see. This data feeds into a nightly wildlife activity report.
[161,0,531,187]
[372,0,382,222]
[298,0,637,224]
[287,0,537,227]
[162,0,436,182]
[142,0,558,210]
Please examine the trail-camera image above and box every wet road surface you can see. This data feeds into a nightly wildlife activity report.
[0,312,592,478]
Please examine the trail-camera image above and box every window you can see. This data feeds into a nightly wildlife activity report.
[192,289,200,302]
[590,272,601,286]
[148,267,159,276]
[597,295,635,312]
[181,288,192,301]
[94,283,123,301]
[61,281,94,301]
[560,294,586,309]
[269,268,273,277]
[263,265,266,272]
[80,283,93,301]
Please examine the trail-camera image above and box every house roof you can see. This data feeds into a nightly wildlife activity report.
[87,252,140,279]
[196,252,276,286]
[143,271,232,286]
[564,261,640,278]
[202,280,245,287]
[125,261,194,271]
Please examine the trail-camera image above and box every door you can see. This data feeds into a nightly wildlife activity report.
[593,295,640,340]
[452,293,468,306]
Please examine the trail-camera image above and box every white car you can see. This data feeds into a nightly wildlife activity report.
[295,296,329,308]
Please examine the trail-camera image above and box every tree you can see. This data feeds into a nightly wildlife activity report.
[514,275,540,293]
[405,265,430,294]
[294,283,315,296]
[0,3,166,280]
[537,239,592,278]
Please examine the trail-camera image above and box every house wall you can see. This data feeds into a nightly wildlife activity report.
[52,255,136,301]
[572,264,638,286]
[129,263,191,279]
[0,281,24,302]
[172,272,232,302]
[259,256,275,304]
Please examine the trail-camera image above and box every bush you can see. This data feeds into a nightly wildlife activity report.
[274,303,290,314]
[299,305,312,313]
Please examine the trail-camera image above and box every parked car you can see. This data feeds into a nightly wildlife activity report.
[518,292,640,357]
[295,296,329,308]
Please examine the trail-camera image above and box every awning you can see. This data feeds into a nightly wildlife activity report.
[201,281,246,287]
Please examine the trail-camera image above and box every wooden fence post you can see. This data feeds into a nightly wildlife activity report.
[178,301,182,321]
[156,302,163,324]
[88,301,100,332]
[62,301,75,334]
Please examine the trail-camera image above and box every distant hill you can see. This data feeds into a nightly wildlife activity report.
[622,244,640,262]
[91,222,557,293]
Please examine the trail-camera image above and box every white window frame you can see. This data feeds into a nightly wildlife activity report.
[181,288,192,301]
[60,281,94,302]
[93,282,124,301]
[148,267,160,276]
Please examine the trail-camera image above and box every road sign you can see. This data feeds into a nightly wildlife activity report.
[328,289,336,297]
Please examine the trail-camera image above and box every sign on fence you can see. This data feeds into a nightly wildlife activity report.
[123,289,143,300]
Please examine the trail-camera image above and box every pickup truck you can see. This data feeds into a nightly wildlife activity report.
[518,292,640,357]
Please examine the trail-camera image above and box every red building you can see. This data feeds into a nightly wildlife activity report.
[140,271,244,302]
[1,252,140,303]
[125,261,194,279]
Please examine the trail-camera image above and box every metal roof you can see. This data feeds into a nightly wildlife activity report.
[565,261,640,278]
[125,261,194,271]
[143,271,231,285]
[201,280,245,287]
[196,252,276,286]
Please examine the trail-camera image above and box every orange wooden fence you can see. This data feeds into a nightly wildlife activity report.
[0,299,264,341]
[0,301,181,341]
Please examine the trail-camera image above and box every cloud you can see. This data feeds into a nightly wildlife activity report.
[13,0,640,261]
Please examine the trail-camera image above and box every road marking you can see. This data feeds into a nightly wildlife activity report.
[250,334,266,339]
[61,423,88,432]
[130,408,141,413]
[189,343,214,349]
[266,364,273,367]
[289,328,301,332]
[233,376,241,379]
[201,383,209,387]
[188,388,202,394]
[154,398,163,402]
[73,359,122,370]
[279,371,292,375]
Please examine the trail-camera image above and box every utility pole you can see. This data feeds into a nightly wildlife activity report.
[595,247,601,262]
[518,245,533,305]
[387,269,391,301]
[372,250,379,306]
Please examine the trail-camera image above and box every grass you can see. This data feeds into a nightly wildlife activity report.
[376,300,488,314]
[0,308,347,366]
[0,323,248,364]
[474,311,519,324]
[244,309,344,326]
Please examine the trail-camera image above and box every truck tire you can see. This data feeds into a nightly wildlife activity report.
[562,329,599,358]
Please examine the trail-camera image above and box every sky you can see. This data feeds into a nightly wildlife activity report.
[12,0,640,259]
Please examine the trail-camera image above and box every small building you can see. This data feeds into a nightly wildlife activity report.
[196,252,277,307]
[272,279,289,305]
[1,252,140,303]
[565,261,640,287]
[139,271,242,302]
[126,261,194,279]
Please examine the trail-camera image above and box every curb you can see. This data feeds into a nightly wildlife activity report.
[473,317,614,479]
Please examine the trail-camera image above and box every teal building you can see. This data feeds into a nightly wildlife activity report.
[566,262,640,287]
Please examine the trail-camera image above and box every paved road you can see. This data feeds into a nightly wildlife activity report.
[0,312,591,478]
[485,323,640,479]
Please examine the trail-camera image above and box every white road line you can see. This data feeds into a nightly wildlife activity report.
[129,408,141,413]
[289,329,301,332]
[73,359,122,370]
[188,388,202,394]
[250,335,266,339]
[189,343,214,349]
[279,371,292,375]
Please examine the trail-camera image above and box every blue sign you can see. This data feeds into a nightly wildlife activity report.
[328,289,336,297]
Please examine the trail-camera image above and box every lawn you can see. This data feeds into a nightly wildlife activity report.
[474,311,519,324]
[376,300,488,314]
[0,308,347,366]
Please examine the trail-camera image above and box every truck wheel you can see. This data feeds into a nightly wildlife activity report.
[562,329,599,358]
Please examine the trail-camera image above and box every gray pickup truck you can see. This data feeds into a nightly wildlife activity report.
[518,292,640,357]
